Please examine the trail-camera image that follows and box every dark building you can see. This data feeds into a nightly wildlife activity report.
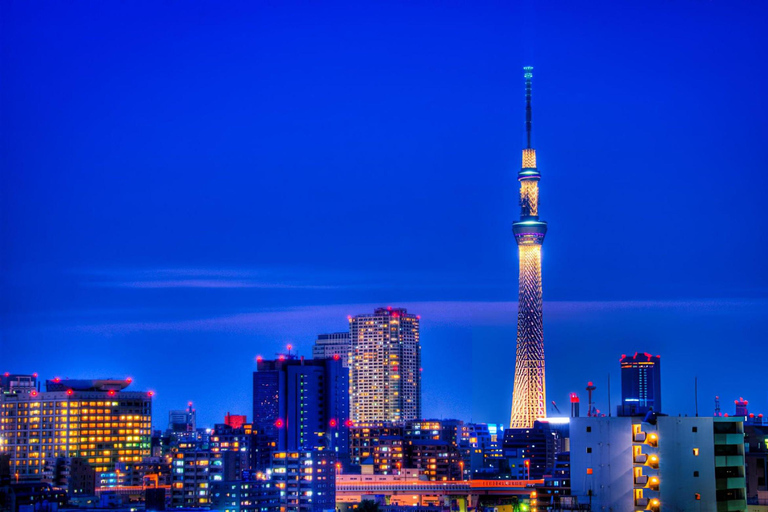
[252,355,349,464]
[210,478,280,512]
[534,452,571,510]
[349,424,404,469]
[270,451,336,512]
[744,422,768,504]
[618,352,662,416]
[54,457,96,496]
[502,421,556,480]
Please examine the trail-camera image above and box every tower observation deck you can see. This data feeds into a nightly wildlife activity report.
[509,66,547,429]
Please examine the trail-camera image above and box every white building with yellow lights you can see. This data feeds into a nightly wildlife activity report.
[570,416,747,511]
[349,307,421,423]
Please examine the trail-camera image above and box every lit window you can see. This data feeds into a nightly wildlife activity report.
[586,468,593,475]
[693,448,699,456]
[694,493,701,500]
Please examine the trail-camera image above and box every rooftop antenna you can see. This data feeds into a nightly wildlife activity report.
[524,66,533,148]
[695,377,699,417]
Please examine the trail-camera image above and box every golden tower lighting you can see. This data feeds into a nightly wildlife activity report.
[509,66,548,428]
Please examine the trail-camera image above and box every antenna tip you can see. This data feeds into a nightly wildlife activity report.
[523,66,533,78]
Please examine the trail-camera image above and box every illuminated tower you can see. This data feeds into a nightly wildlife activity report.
[509,66,547,428]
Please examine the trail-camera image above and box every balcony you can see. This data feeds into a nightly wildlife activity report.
[716,477,746,491]
[634,475,648,485]
[635,497,649,507]
[633,432,647,443]
[634,453,648,464]
[715,455,744,467]
[716,500,747,512]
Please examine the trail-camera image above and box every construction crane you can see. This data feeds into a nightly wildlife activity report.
[551,401,562,415]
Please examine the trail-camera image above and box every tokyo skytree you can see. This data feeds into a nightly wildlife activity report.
[509,66,548,429]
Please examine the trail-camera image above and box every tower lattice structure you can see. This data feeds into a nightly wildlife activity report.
[509,66,548,429]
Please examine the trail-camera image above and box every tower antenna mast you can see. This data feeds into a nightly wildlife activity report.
[524,66,533,148]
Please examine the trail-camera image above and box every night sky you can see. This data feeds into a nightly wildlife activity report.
[2,1,767,428]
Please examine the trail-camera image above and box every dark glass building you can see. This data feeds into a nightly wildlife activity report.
[618,352,662,416]
[252,355,349,464]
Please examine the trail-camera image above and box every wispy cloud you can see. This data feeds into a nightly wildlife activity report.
[72,299,768,335]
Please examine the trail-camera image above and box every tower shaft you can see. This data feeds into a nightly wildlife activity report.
[510,67,547,429]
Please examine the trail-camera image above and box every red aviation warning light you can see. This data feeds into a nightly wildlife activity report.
[275,419,285,428]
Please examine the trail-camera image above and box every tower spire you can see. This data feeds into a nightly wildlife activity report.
[524,66,533,149]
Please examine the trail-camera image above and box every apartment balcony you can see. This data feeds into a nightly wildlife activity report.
[633,453,648,464]
[716,500,748,512]
[635,497,649,507]
[634,475,648,485]
[715,433,745,445]
[715,455,744,467]
[716,477,746,491]
[633,432,647,443]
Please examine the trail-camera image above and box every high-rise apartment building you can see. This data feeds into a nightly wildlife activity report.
[252,356,349,461]
[618,352,662,416]
[510,66,548,429]
[349,307,421,423]
[0,377,152,485]
[312,333,351,367]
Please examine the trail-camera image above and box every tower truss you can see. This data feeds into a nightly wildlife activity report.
[510,66,548,429]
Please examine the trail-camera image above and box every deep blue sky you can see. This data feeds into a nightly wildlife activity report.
[2,1,767,428]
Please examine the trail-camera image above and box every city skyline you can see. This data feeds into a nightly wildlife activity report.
[3,0,768,429]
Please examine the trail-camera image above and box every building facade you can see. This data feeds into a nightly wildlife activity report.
[509,66,548,429]
[570,416,747,511]
[618,353,662,416]
[252,356,349,462]
[349,307,421,423]
[270,451,336,512]
[0,377,152,486]
[312,333,352,368]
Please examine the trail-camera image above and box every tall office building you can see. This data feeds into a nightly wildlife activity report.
[349,307,421,423]
[618,352,662,416]
[252,355,349,461]
[312,333,351,367]
[0,377,152,485]
[510,67,548,429]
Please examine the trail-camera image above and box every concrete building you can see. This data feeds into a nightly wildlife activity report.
[210,478,280,512]
[0,377,152,485]
[312,333,352,368]
[570,416,747,511]
[349,307,421,423]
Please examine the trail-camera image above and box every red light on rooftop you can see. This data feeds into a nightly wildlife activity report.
[656,355,660,358]
[108,390,116,396]
[724,413,729,417]
[33,373,38,378]
[749,413,755,418]
[587,381,593,386]
[347,316,352,321]
[31,391,38,397]
[417,315,421,320]
[256,355,263,362]
[345,419,353,427]
[329,419,338,428]
[278,355,285,361]
[333,354,340,361]
[275,419,284,428]
[387,306,392,310]
[524,460,530,467]
[759,414,764,418]
[126,377,133,383]
[148,391,155,397]
[620,354,626,360]
[570,393,579,403]
[287,344,293,351]
[3,372,8,377]
[66,389,73,396]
